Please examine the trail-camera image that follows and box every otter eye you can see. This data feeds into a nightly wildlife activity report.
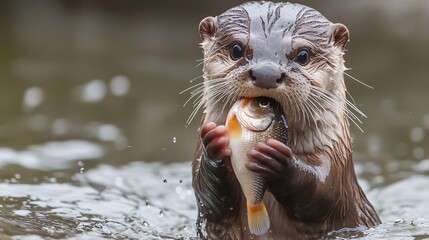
[296,49,310,65]
[230,44,244,60]
[258,98,270,108]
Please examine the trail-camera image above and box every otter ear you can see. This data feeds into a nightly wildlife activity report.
[328,23,349,50]
[199,16,218,41]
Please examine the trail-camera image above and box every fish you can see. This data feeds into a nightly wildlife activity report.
[226,97,288,235]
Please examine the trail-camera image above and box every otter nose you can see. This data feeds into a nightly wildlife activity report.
[249,63,283,89]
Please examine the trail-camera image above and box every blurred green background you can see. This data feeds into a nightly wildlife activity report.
[0,0,428,168]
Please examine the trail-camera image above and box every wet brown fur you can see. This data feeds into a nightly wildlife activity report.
[191,2,380,239]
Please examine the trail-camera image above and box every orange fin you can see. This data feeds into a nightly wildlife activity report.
[227,114,242,139]
[247,202,270,235]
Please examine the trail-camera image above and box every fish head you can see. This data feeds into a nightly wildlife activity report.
[236,97,279,132]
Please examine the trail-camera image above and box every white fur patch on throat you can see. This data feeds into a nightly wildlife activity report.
[291,154,331,183]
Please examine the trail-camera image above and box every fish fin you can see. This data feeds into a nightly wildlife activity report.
[247,202,270,235]
[226,114,242,140]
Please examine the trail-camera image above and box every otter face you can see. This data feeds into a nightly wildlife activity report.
[199,2,350,131]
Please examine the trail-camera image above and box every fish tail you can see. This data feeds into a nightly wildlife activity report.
[247,201,270,235]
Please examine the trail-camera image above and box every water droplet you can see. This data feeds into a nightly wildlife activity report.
[80,168,85,173]
[163,179,167,183]
[229,207,234,211]
[124,216,133,223]
[161,147,167,151]
[394,218,404,224]
[142,220,149,227]
[78,161,84,167]
[158,210,164,217]
[173,137,177,143]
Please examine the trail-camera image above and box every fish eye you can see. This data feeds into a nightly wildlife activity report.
[230,43,244,60]
[258,98,270,108]
[296,48,310,65]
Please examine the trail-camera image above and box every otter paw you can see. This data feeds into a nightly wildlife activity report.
[246,139,292,179]
[201,122,232,161]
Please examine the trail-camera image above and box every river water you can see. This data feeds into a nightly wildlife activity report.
[0,1,429,239]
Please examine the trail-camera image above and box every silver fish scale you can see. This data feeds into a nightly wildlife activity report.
[271,116,288,144]
[250,175,266,203]
[240,117,288,204]
[242,118,288,144]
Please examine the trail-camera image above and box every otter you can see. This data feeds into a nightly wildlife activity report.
[191,2,380,239]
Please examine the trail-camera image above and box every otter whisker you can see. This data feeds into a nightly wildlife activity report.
[306,94,337,133]
[195,58,206,68]
[345,90,357,107]
[182,78,227,108]
[315,53,373,89]
[219,91,238,122]
[342,71,373,89]
[185,77,232,124]
[309,87,364,131]
[344,98,366,118]
[282,92,294,120]
[180,81,204,95]
[285,92,298,122]
[288,95,299,122]
[206,82,233,106]
[299,95,311,126]
[304,97,324,136]
[310,86,365,120]
[301,69,361,126]
[190,74,205,83]
[184,90,205,108]
[187,80,230,123]
[187,99,205,125]
[184,91,202,108]
[213,85,239,123]
[302,95,319,130]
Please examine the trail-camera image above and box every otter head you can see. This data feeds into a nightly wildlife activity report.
[199,2,352,154]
